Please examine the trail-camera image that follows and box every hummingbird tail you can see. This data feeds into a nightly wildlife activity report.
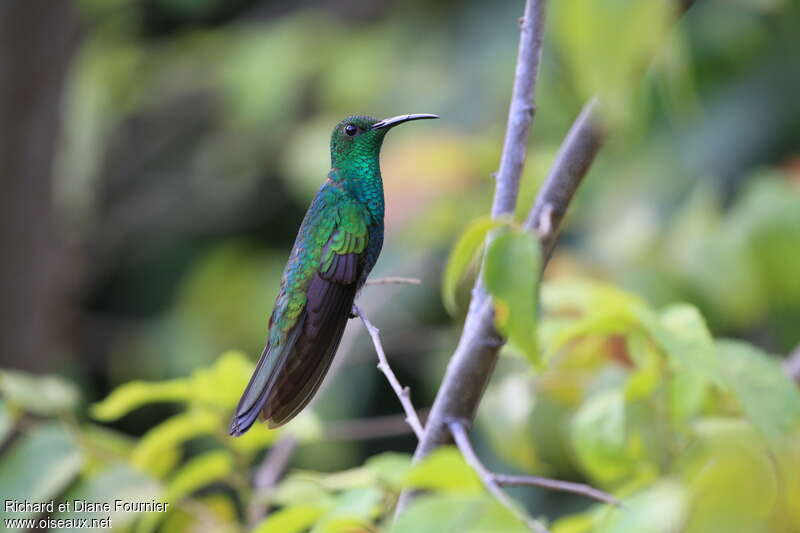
[229,272,356,436]
[261,277,355,427]
[228,317,305,437]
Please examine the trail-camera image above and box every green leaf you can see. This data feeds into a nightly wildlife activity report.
[91,379,191,421]
[91,351,255,421]
[479,374,540,472]
[53,463,160,531]
[401,446,481,493]
[641,304,722,388]
[190,350,259,409]
[253,504,328,533]
[595,480,687,533]
[137,451,235,533]
[165,450,234,501]
[391,494,529,533]
[130,409,221,476]
[310,487,383,533]
[79,423,136,461]
[0,370,80,416]
[552,511,599,533]
[552,0,675,127]
[484,228,542,365]
[678,419,780,532]
[571,389,631,485]
[227,419,281,454]
[274,474,335,507]
[0,423,83,529]
[0,400,12,446]
[442,217,502,314]
[364,452,413,489]
[716,340,800,446]
[540,280,642,359]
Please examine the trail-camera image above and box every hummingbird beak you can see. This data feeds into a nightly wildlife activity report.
[371,113,439,130]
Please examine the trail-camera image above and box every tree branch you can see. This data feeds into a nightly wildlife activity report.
[397,0,697,518]
[525,99,603,258]
[354,305,425,439]
[490,0,547,220]
[448,418,549,533]
[396,0,547,514]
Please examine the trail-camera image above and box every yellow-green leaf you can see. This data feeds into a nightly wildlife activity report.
[91,379,191,422]
[484,229,541,365]
[165,450,234,502]
[442,217,502,314]
[1,371,80,416]
[717,340,800,447]
[253,504,328,533]
[401,446,481,493]
[90,350,255,421]
[131,409,221,476]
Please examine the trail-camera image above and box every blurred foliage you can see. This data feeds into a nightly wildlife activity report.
[3,278,800,531]
[3,0,800,531]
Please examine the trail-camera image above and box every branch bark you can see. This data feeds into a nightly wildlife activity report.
[395,0,547,514]
[525,99,603,256]
[396,0,697,518]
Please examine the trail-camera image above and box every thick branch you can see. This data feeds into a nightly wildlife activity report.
[354,305,425,439]
[448,419,549,533]
[395,0,546,515]
[491,0,547,219]
[397,1,547,515]
[525,99,603,257]
[397,0,696,518]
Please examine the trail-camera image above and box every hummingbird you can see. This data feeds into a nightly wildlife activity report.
[230,113,438,436]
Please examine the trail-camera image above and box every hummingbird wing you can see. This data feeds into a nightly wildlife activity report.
[229,186,370,435]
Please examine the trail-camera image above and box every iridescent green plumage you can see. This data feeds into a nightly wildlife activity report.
[230,113,437,436]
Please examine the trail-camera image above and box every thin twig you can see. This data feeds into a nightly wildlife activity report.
[365,276,422,286]
[494,474,620,507]
[448,418,549,533]
[354,305,425,439]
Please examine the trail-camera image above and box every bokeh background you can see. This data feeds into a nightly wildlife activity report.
[2,0,800,532]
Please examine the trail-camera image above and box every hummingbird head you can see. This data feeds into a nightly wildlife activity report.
[330,114,438,169]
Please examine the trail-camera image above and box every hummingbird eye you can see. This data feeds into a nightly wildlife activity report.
[344,124,358,136]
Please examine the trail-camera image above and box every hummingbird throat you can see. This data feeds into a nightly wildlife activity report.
[331,157,385,223]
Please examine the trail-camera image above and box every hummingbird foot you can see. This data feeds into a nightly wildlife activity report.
[349,304,360,319]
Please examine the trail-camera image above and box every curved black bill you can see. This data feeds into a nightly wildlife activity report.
[371,113,439,130]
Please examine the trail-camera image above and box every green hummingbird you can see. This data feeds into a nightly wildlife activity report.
[230,113,438,436]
